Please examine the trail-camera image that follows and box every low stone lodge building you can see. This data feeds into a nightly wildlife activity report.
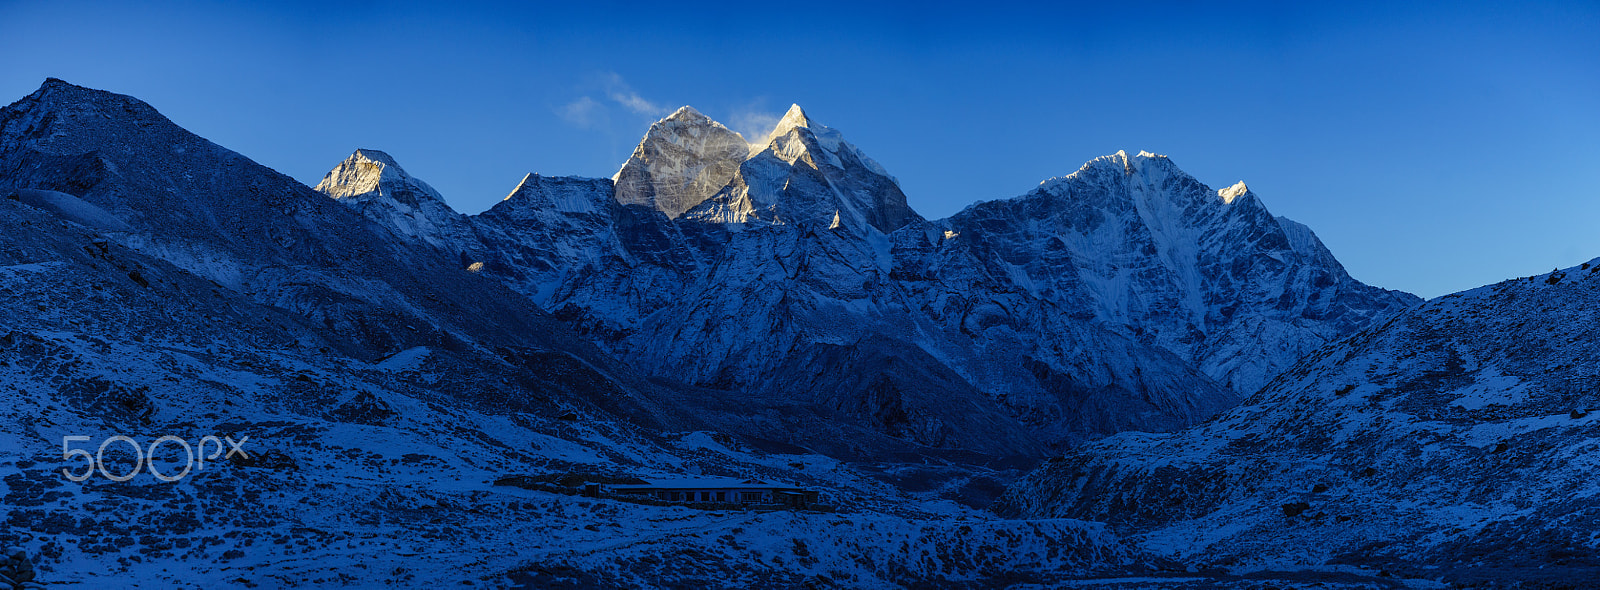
[607,478,820,508]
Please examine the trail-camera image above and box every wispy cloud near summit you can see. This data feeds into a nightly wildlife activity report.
[558,72,671,132]
[728,106,781,146]
[601,72,667,117]
[558,96,603,129]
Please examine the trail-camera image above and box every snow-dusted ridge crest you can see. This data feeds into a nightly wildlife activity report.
[314,111,1251,237]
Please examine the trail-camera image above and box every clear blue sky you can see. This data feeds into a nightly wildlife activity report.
[2,0,1596,298]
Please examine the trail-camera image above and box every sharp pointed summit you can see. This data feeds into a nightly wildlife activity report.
[1218,180,1250,204]
[780,103,809,124]
[612,105,748,219]
[314,149,475,251]
[665,105,710,122]
[767,103,813,140]
[315,149,435,206]
[686,104,923,233]
[352,147,401,167]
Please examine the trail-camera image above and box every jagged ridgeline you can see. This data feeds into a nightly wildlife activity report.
[313,102,1417,454]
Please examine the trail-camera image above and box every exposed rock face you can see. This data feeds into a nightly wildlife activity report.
[314,107,1416,456]
[996,260,1600,582]
[612,106,749,219]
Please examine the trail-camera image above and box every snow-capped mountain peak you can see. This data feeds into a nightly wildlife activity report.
[1073,150,1137,177]
[684,105,921,233]
[1218,180,1250,204]
[665,104,709,122]
[314,149,474,251]
[766,103,813,141]
[612,105,749,219]
[1097,149,1173,173]
[314,149,444,208]
[975,151,1420,394]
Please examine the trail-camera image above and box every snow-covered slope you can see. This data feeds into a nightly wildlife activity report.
[996,259,1600,586]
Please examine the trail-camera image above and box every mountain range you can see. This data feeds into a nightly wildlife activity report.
[311,101,1418,456]
[12,78,1588,588]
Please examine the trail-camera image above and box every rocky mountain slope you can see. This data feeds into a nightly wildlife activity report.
[320,106,1416,454]
[996,259,1600,586]
[0,79,1168,588]
[0,79,679,425]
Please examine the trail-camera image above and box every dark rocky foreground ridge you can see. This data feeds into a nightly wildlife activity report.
[13,78,1584,588]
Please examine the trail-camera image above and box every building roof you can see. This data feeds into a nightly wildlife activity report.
[607,477,806,491]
